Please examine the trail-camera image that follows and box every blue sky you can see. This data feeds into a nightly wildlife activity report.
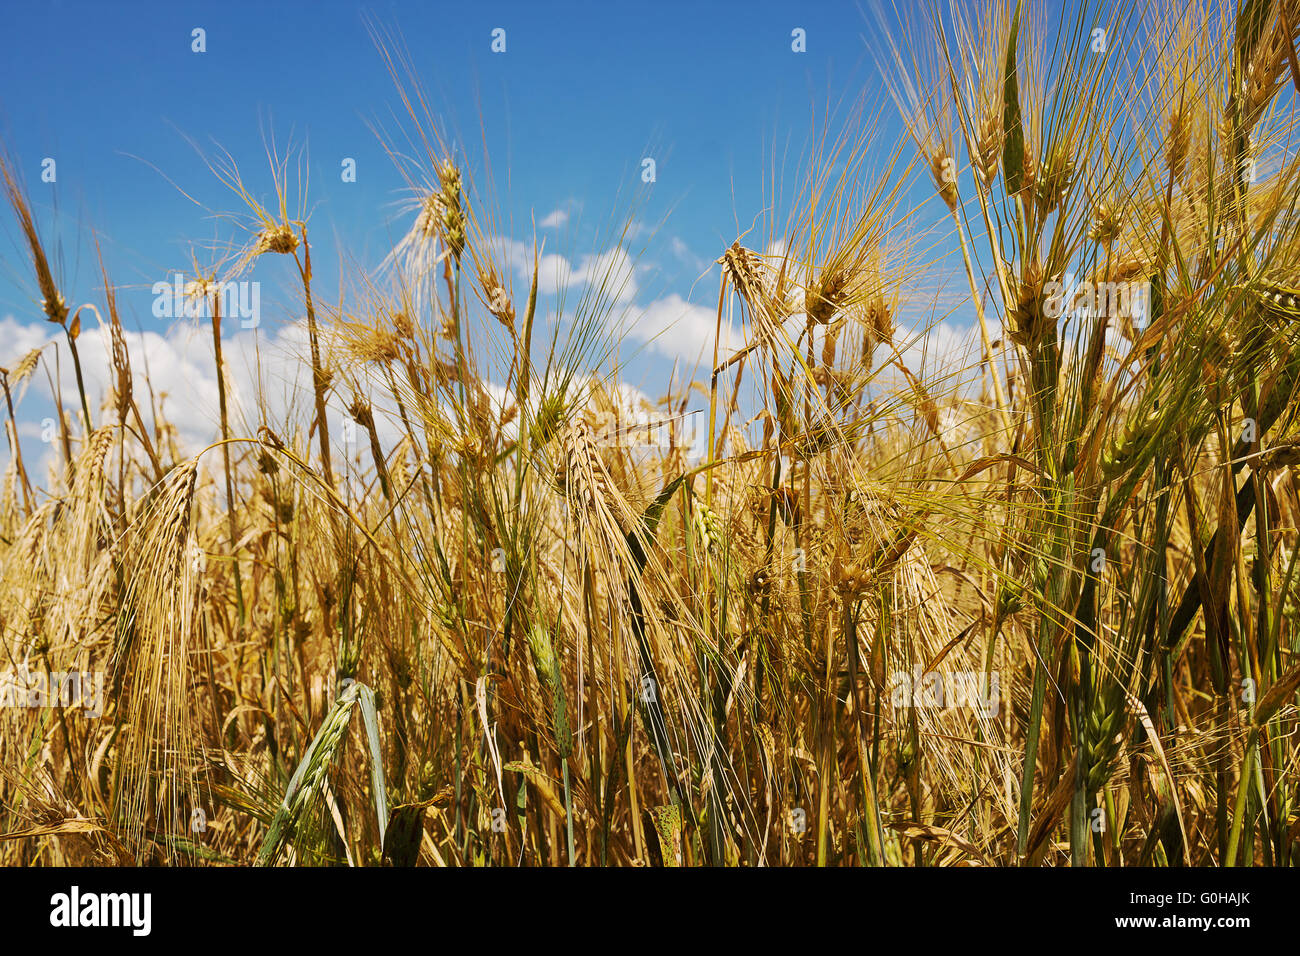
[0,0,969,470]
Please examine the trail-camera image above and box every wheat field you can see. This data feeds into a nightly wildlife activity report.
[2,0,1299,868]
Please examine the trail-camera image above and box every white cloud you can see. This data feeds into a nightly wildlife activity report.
[895,321,985,376]
[538,208,569,229]
[616,293,745,365]
[0,313,420,479]
[463,235,743,365]
[485,236,638,303]
[667,236,713,276]
[570,247,637,302]
[882,319,1019,407]
[0,314,50,361]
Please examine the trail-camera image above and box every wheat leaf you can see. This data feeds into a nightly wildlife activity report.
[1002,0,1026,195]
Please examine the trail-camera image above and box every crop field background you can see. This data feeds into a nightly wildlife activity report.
[1,0,1300,868]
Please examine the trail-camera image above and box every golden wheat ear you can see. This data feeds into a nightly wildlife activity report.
[109,458,210,859]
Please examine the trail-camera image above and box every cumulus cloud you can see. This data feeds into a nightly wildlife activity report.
[0,312,413,479]
[485,237,637,303]
[0,315,50,360]
[538,208,569,229]
[667,236,711,275]
[2,314,224,448]
[470,236,756,363]
[884,319,1017,407]
[0,308,698,480]
[895,320,982,375]
[568,247,638,302]
[615,293,746,365]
